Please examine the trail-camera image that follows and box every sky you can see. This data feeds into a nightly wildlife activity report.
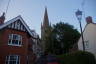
[0,0,96,37]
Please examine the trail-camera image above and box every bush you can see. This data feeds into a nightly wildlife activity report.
[56,51,96,64]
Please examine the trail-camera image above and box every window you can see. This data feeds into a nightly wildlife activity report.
[84,40,89,49]
[5,55,20,64]
[8,34,22,46]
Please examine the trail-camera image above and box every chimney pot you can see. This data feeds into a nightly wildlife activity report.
[86,16,93,24]
[0,12,5,25]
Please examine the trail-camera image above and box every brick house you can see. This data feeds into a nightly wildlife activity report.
[0,13,36,64]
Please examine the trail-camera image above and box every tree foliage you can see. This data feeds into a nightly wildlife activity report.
[56,51,96,64]
[45,22,80,54]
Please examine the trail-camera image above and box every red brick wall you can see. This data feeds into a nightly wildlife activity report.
[28,38,36,64]
[0,28,31,64]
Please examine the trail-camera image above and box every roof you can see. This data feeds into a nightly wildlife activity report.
[30,30,39,39]
[0,15,34,37]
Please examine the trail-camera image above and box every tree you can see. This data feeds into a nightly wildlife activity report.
[56,51,96,64]
[44,25,53,53]
[45,22,80,54]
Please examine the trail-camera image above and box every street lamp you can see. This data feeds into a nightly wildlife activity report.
[75,9,85,51]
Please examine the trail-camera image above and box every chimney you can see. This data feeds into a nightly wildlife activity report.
[86,16,93,24]
[0,12,5,25]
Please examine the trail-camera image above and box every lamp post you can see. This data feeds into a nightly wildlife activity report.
[75,9,85,51]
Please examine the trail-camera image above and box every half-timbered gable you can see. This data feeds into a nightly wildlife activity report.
[7,19,27,32]
[0,15,33,37]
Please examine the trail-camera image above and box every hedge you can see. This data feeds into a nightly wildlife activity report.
[56,51,96,64]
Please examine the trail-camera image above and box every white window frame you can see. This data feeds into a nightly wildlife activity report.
[8,34,22,46]
[5,55,20,64]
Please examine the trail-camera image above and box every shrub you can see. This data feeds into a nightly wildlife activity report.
[56,51,96,64]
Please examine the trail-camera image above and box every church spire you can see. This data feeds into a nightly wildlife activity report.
[43,7,49,27]
[41,7,50,52]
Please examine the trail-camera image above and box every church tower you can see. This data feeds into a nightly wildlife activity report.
[41,7,50,52]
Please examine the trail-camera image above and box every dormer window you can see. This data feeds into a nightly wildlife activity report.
[8,34,22,46]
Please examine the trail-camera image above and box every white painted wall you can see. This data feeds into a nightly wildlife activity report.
[78,23,96,57]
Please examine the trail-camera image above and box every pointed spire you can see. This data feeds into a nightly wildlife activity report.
[0,12,5,25]
[43,7,49,27]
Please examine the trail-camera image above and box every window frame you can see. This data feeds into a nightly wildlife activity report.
[8,34,22,46]
[5,55,20,64]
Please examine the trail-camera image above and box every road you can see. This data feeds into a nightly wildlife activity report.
[35,54,59,64]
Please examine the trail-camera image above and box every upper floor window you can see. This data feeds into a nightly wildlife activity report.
[5,55,20,64]
[8,34,22,46]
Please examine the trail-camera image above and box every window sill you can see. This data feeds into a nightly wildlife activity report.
[8,44,22,47]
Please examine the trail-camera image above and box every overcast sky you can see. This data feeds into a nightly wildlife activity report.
[0,0,96,37]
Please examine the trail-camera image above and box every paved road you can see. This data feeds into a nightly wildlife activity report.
[35,54,59,64]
